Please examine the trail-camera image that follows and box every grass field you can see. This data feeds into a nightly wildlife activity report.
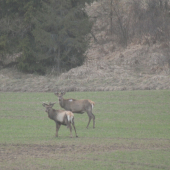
[0,90,170,170]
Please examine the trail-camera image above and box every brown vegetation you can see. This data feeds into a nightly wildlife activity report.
[0,0,170,92]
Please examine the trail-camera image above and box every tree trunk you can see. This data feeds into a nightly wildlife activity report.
[57,45,60,75]
[110,0,113,35]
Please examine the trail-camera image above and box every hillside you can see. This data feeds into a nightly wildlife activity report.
[0,0,170,92]
[0,43,170,92]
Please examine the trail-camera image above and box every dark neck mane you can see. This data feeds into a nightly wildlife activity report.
[48,108,57,119]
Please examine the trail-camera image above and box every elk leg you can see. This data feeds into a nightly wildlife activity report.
[72,118,78,137]
[92,113,95,128]
[56,123,61,137]
[69,124,72,138]
[86,116,92,129]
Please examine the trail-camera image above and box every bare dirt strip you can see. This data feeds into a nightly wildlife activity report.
[1,139,170,162]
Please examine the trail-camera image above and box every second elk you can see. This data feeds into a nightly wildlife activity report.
[55,92,95,129]
[42,102,78,138]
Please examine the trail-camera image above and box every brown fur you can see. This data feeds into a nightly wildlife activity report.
[88,100,95,106]
[42,102,78,138]
[54,92,95,129]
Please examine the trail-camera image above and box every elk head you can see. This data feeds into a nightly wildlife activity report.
[42,102,56,112]
[55,92,66,102]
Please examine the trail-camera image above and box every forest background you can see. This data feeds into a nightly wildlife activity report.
[0,0,170,91]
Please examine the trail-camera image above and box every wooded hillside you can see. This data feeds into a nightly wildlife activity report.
[0,0,170,92]
[0,0,95,74]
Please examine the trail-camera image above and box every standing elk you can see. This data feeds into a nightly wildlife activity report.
[42,102,78,138]
[54,92,95,129]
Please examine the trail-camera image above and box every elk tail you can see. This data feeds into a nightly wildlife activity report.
[67,112,74,123]
[88,100,95,109]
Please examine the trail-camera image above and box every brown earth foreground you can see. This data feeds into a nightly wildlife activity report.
[0,138,170,169]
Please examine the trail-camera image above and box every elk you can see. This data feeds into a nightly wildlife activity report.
[54,92,95,129]
[42,102,78,138]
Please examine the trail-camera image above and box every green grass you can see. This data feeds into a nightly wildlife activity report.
[0,90,170,170]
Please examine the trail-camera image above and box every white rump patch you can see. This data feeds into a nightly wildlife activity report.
[69,99,73,102]
[67,115,71,121]
[91,104,94,109]
[66,114,73,123]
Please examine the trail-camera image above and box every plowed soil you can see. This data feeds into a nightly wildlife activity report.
[1,138,170,162]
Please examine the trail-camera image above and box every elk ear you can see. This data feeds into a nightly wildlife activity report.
[49,102,56,105]
[61,91,66,96]
[51,103,55,107]
[42,103,47,107]
[54,92,59,96]
[48,103,55,108]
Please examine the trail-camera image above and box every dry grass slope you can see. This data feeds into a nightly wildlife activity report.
[0,0,170,92]
[0,44,170,92]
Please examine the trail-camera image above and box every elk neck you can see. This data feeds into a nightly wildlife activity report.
[47,108,56,120]
[59,98,64,108]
